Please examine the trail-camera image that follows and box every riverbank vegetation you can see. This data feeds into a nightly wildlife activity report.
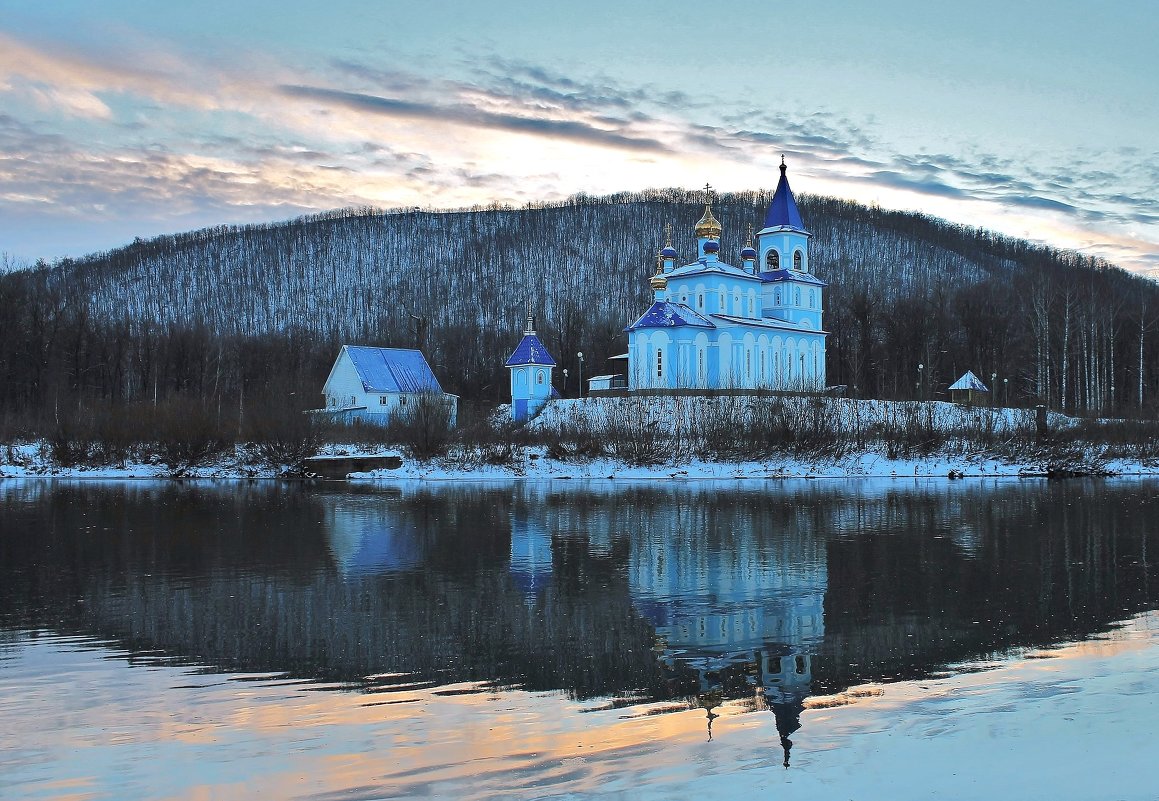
[3,395,1158,476]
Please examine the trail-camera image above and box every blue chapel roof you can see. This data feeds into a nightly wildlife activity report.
[505,333,557,367]
[625,301,716,332]
[343,346,444,393]
[763,162,806,232]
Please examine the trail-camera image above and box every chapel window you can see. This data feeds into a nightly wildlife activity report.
[656,349,663,379]
[793,250,803,270]
[766,250,780,270]
[794,287,801,306]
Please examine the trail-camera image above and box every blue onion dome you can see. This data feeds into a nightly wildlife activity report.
[703,240,720,254]
[661,245,678,259]
[740,245,758,260]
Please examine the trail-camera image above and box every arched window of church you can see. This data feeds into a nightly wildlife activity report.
[698,293,704,309]
[775,289,781,305]
[656,349,663,380]
[766,250,780,270]
[794,287,801,306]
[793,250,803,270]
[719,290,725,311]
[746,350,751,377]
[698,349,705,381]
[748,297,754,317]
[537,371,544,385]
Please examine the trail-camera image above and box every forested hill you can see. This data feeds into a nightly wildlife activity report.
[3,189,1158,417]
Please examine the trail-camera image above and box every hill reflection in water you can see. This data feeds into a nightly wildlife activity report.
[2,477,1157,761]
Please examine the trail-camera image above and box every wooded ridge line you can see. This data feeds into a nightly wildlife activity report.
[1,188,1156,435]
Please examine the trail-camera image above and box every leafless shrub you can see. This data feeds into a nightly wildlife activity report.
[387,392,455,459]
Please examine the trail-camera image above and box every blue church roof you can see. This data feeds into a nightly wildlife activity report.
[759,269,828,286]
[625,301,716,332]
[763,161,806,231]
[344,346,444,393]
[505,333,557,367]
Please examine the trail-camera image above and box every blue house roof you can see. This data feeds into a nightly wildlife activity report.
[763,161,806,231]
[625,301,716,332]
[505,333,557,367]
[344,345,444,393]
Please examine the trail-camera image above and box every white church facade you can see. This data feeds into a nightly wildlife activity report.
[625,159,827,392]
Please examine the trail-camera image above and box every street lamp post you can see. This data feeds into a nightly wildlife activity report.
[1004,377,1009,406]
[577,352,584,398]
[991,372,998,407]
[918,363,925,401]
[562,368,569,397]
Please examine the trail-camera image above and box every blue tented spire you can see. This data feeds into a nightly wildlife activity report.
[763,156,805,231]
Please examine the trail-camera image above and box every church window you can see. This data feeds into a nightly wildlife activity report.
[698,293,704,309]
[719,290,725,310]
[746,350,751,377]
[775,289,781,305]
[537,371,545,385]
[766,250,780,270]
[748,297,754,316]
[682,294,688,303]
[698,349,705,381]
[793,250,803,270]
[656,349,663,379]
[734,293,740,314]
[794,287,801,306]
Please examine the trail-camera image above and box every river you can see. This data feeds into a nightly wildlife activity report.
[1,478,1157,800]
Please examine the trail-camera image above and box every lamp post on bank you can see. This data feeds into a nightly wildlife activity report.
[577,352,584,398]
[992,372,998,407]
[918,363,925,401]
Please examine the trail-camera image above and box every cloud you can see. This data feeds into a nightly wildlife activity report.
[0,30,1155,273]
[278,84,672,153]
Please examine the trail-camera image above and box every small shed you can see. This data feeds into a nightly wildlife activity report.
[948,370,990,405]
[316,345,457,426]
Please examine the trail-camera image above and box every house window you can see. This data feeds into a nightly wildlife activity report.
[379,396,388,405]
[793,250,803,270]
[656,349,663,379]
[766,250,780,269]
[400,396,408,406]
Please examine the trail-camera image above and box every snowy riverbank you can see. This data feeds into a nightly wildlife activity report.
[3,397,1156,481]
[2,440,1157,481]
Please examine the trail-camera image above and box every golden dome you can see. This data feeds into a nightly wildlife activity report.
[695,202,721,239]
[650,273,668,291]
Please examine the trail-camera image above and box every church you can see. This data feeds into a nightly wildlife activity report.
[625,159,827,392]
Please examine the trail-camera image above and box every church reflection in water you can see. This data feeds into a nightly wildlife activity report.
[5,478,1159,768]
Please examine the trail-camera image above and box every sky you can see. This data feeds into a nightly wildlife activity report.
[1,0,1157,274]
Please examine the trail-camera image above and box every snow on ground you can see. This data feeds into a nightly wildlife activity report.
[1,397,1155,480]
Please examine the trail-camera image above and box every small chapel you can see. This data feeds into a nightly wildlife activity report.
[625,159,828,392]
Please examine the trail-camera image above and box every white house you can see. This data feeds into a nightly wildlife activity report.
[318,345,458,426]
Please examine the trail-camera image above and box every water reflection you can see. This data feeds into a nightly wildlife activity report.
[2,477,1158,752]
